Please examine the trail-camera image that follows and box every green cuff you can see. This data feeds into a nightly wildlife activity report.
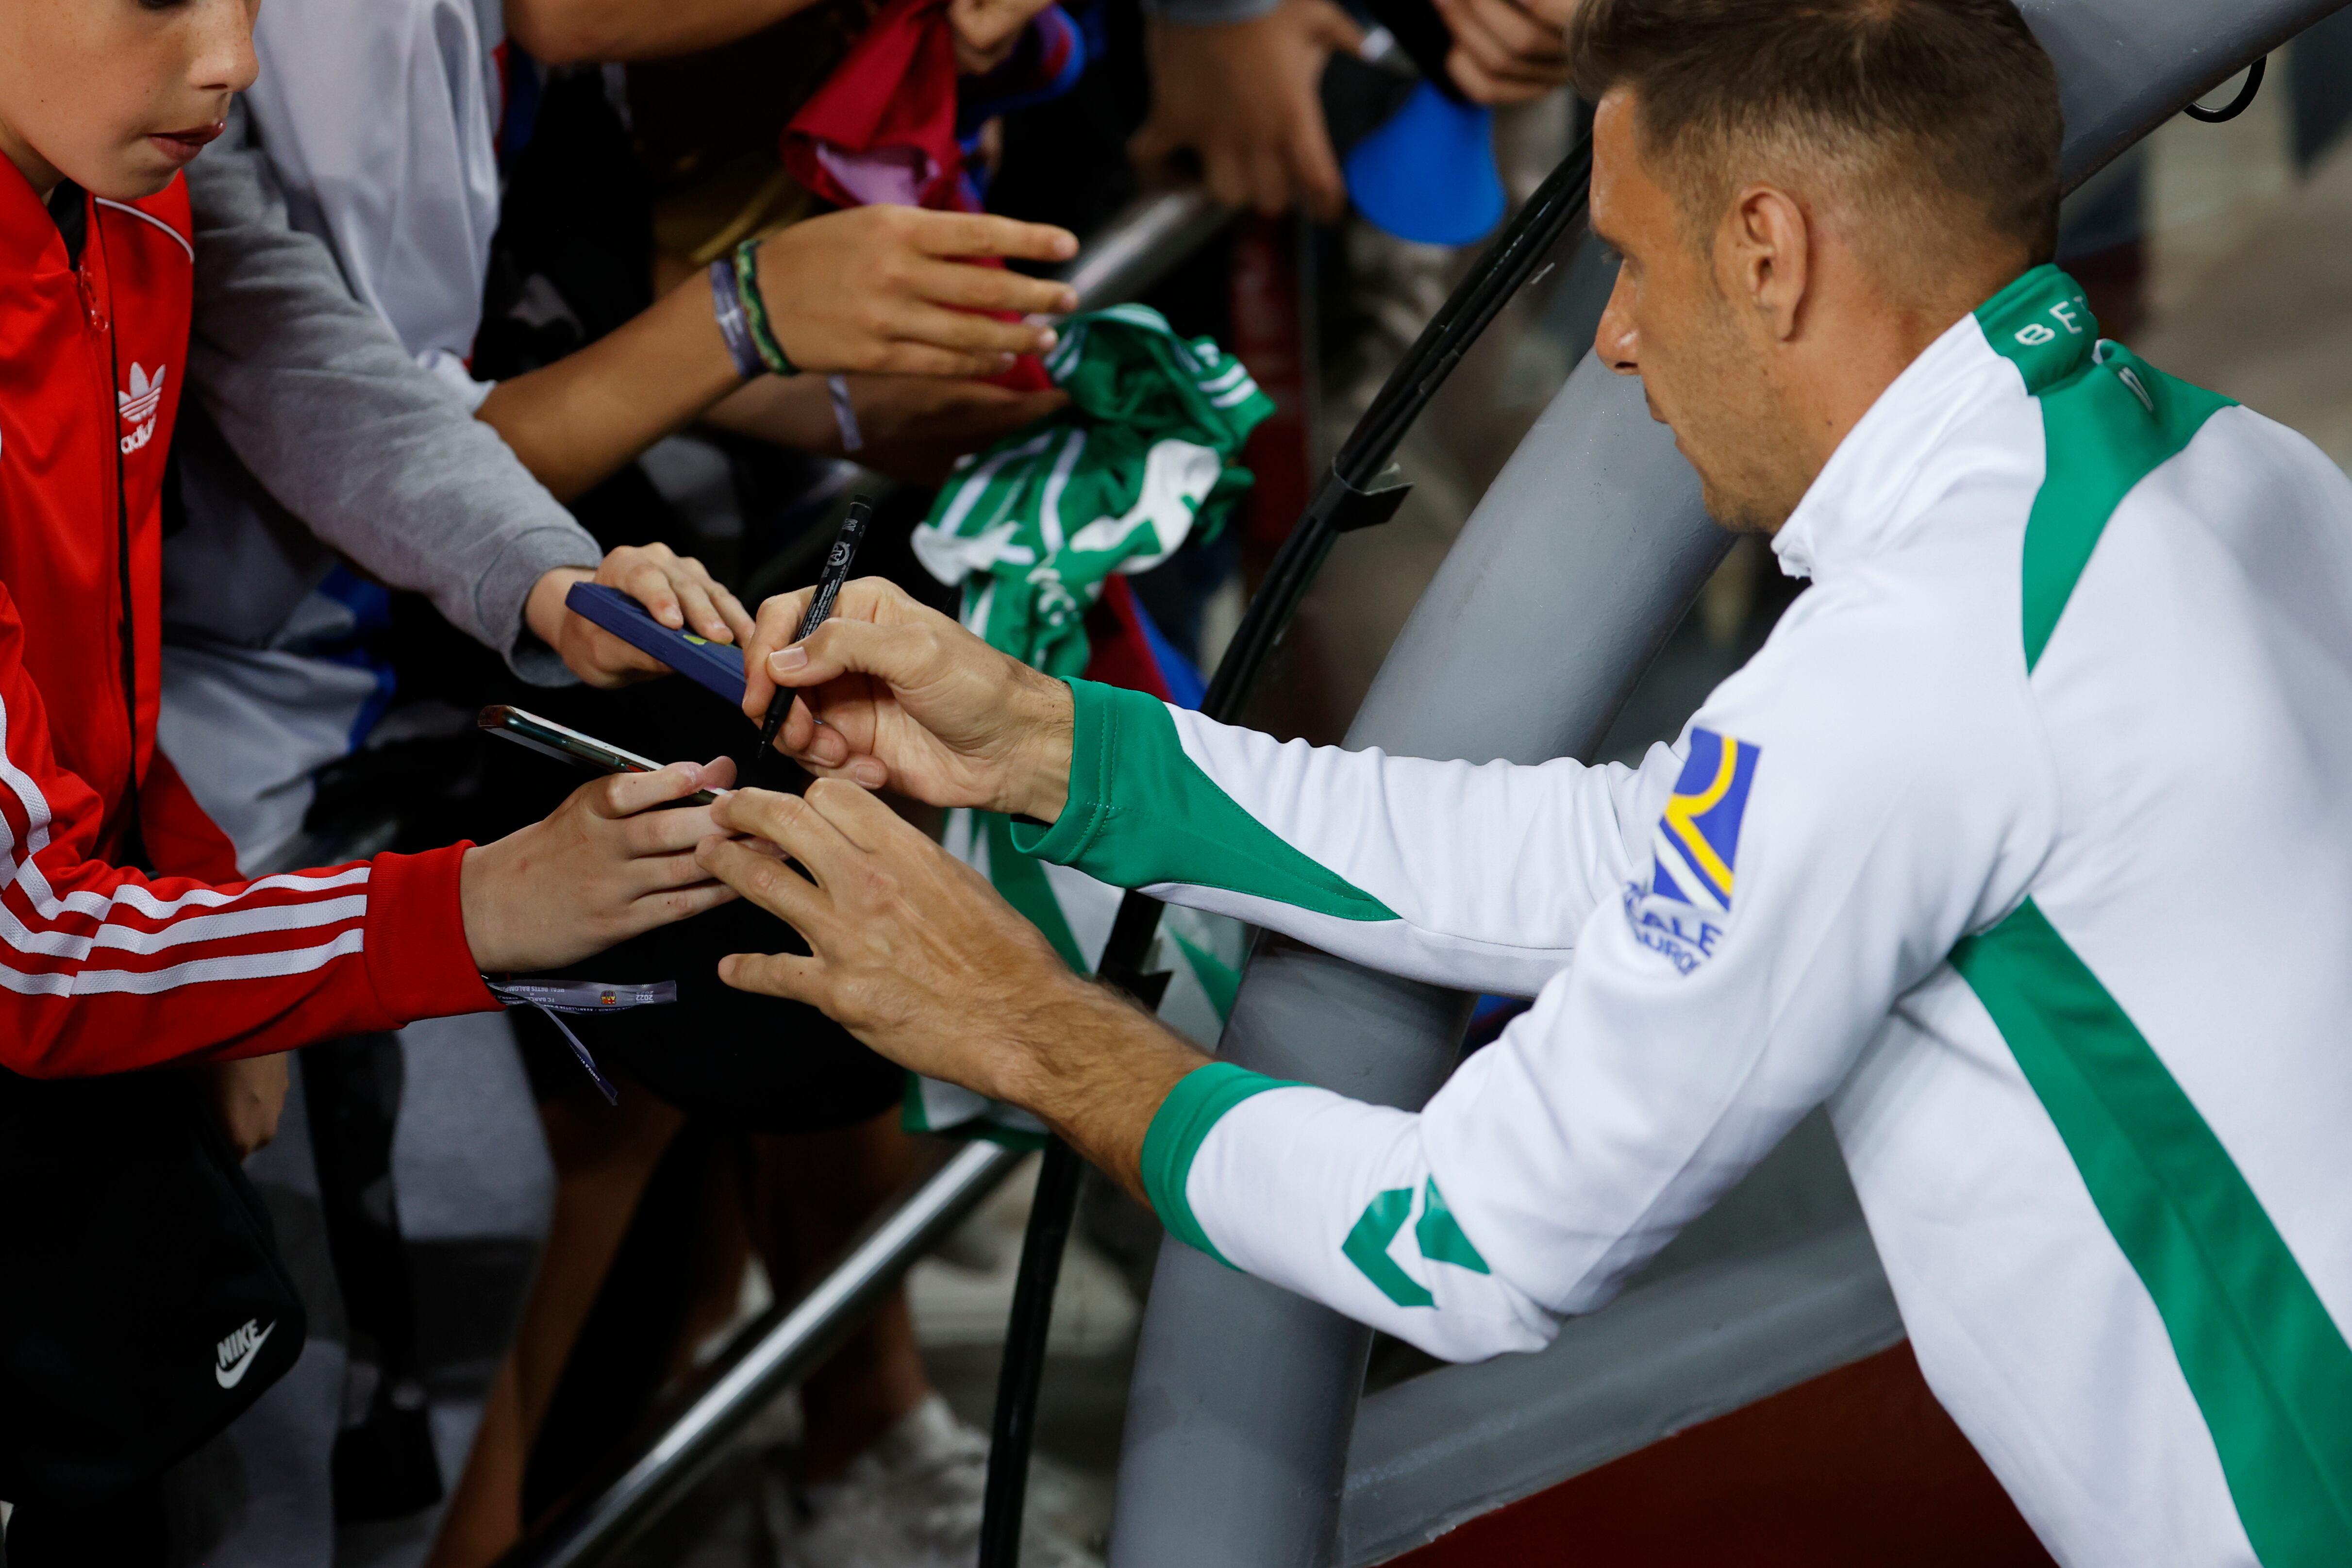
[1004,679,1398,923]
[1141,1061,1301,1267]
[1008,678,1130,866]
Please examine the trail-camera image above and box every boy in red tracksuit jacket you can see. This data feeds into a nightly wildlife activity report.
[0,0,734,1078]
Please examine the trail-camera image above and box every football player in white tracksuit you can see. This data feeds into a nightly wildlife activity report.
[711,256,2352,1567]
[997,264,2352,1567]
[692,4,2352,1562]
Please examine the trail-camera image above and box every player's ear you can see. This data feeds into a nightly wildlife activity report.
[1723,183,1810,342]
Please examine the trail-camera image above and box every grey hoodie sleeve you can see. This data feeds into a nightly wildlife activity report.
[180,104,599,683]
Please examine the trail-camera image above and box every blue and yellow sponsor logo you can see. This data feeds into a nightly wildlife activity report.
[1624,729,1759,974]
[1653,729,1757,911]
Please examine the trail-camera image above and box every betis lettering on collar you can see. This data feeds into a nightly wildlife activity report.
[1622,728,1759,975]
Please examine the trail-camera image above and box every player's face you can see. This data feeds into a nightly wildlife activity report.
[0,0,257,202]
[1589,89,1806,534]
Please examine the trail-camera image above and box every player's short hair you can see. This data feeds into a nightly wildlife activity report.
[1568,0,2063,270]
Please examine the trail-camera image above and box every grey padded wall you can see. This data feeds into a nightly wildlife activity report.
[1109,3,2352,1565]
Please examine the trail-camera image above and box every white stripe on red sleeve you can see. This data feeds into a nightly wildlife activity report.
[0,695,378,987]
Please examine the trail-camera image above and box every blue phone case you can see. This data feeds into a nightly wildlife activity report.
[564,583,748,704]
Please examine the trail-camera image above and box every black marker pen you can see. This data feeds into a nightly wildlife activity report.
[757,495,871,757]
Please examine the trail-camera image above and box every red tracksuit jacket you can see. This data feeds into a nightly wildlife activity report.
[0,159,495,1076]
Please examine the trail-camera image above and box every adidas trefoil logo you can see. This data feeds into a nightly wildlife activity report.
[117,361,166,455]
[214,1317,274,1389]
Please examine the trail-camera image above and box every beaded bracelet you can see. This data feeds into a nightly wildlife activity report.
[730,239,798,378]
[707,257,766,381]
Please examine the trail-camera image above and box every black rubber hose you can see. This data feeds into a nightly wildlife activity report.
[2184,55,2266,122]
[975,897,1165,1566]
[974,1139,1084,1565]
[974,126,1597,1568]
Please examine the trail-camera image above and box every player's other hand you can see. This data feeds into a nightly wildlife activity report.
[699,782,1208,1192]
[737,577,1074,822]
[699,781,1080,1098]
[1129,0,1364,222]
[462,758,740,972]
[1435,0,1575,104]
[530,544,755,690]
[754,206,1081,381]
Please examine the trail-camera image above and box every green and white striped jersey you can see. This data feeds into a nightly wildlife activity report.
[911,304,1271,680]
[1014,267,2352,1567]
[898,304,1270,1140]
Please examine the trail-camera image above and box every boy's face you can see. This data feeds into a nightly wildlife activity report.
[0,0,258,201]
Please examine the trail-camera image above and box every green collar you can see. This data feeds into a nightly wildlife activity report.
[1973,264,2099,394]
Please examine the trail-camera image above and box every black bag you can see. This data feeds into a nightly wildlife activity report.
[0,1067,306,1511]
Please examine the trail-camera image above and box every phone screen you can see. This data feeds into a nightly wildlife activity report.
[477,705,720,805]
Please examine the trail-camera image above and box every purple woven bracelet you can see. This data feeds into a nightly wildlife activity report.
[709,257,766,381]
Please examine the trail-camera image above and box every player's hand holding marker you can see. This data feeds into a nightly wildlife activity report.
[736,576,1077,820]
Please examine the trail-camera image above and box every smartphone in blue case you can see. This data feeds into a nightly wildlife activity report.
[564,582,748,704]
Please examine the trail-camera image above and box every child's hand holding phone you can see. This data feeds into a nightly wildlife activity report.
[458,756,739,974]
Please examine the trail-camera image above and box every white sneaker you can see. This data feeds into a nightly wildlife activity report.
[786,1395,1101,1568]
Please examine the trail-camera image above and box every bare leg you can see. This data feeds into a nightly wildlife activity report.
[426,1079,684,1567]
[425,1357,524,1568]
[516,1081,688,1439]
[663,1136,755,1387]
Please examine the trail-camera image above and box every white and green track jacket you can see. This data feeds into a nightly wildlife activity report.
[1013,267,2352,1568]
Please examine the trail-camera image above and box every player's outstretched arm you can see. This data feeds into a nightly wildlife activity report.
[740,577,1650,997]
[692,778,1554,1365]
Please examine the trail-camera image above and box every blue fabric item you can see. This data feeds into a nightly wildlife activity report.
[497,43,543,167]
[327,650,397,750]
[308,567,399,747]
[957,3,1088,200]
[1344,80,1505,247]
[1468,993,1516,1024]
[1131,592,1207,710]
